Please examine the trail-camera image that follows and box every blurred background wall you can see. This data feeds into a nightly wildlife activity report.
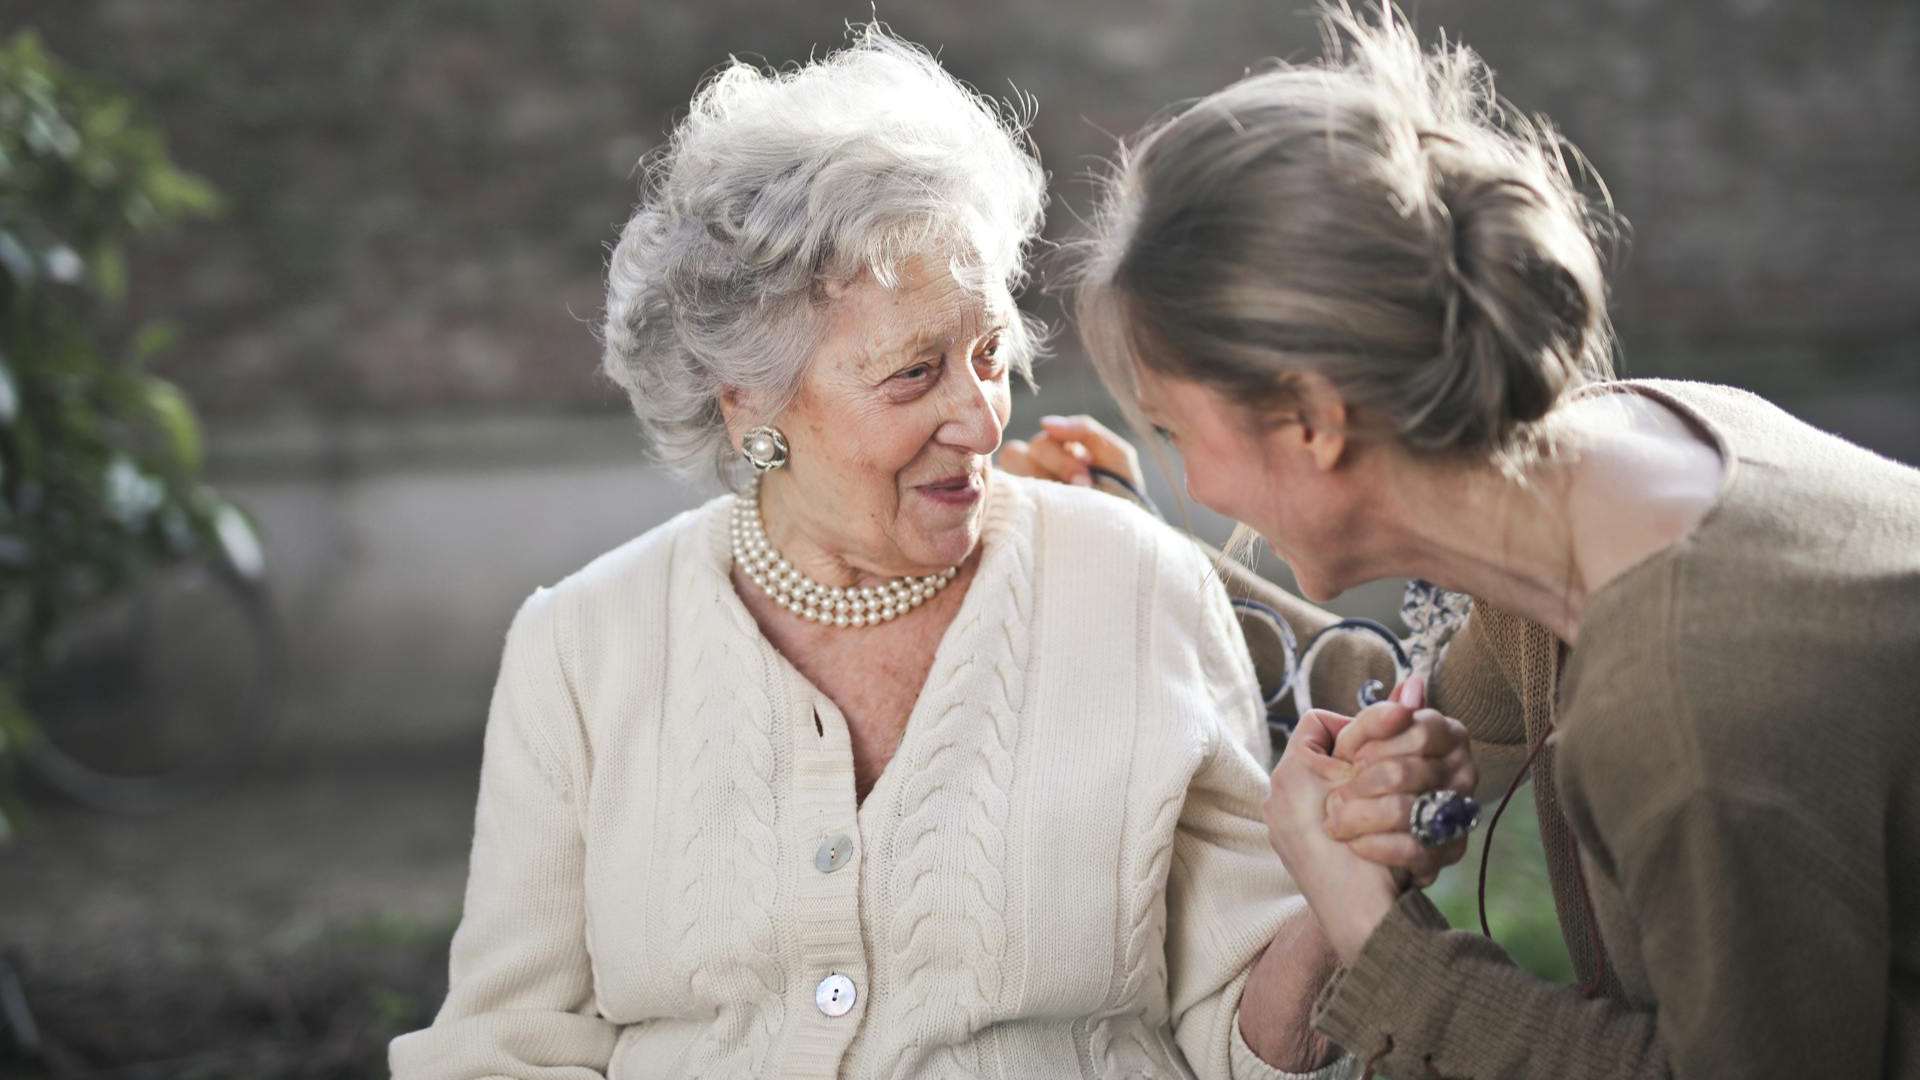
[2,0,1915,1073]
[14,0,1920,755]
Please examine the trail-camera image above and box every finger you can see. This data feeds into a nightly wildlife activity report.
[1350,832,1471,875]
[997,440,1038,478]
[1287,708,1352,757]
[1431,836,1470,871]
[1023,433,1093,486]
[1331,701,1415,763]
[1306,752,1357,786]
[1038,414,1141,477]
[1038,414,1116,441]
[1397,745,1480,797]
[1395,674,1426,709]
[1348,832,1426,870]
[1410,842,1465,888]
[1339,755,1454,799]
[1323,793,1416,843]
[1359,835,1470,883]
[1448,752,1479,798]
[1352,709,1469,764]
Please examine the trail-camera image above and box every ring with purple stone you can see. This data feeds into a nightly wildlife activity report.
[1409,789,1481,849]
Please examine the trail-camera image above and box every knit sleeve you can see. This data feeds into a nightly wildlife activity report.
[1167,744,1365,1080]
[1163,560,1333,1080]
[1201,553,1284,771]
[1428,603,1535,800]
[389,588,618,1080]
[1164,732,1314,1080]
[1311,889,1667,1080]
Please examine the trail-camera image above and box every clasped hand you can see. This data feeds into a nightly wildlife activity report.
[1261,677,1477,964]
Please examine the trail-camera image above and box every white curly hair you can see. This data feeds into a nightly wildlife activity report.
[600,24,1048,486]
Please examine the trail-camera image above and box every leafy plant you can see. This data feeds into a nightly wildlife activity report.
[0,31,259,838]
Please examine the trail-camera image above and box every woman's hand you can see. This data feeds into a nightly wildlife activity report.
[998,414,1143,493]
[1323,676,1477,887]
[1263,709,1401,965]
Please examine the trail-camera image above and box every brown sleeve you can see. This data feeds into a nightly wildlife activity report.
[1312,891,1669,1079]
[1427,605,1534,800]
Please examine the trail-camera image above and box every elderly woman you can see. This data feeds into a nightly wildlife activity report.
[389,29,1360,1080]
[1045,5,1920,1078]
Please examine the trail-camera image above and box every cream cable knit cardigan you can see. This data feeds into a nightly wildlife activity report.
[389,475,1352,1080]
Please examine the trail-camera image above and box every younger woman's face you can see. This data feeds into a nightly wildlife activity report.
[1132,366,1370,602]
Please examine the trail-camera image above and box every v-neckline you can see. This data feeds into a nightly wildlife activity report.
[700,477,1026,826]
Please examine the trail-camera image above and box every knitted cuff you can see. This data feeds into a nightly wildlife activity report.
[1310,890,1453,1064]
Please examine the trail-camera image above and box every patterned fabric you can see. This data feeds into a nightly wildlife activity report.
[1397,578,1473,684]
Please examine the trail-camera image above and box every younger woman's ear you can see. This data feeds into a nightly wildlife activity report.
[1291,371,1349,472]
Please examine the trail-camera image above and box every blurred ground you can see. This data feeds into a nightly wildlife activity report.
[2,758,472,1076]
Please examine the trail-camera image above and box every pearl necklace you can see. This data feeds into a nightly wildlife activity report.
[730,481,958,629]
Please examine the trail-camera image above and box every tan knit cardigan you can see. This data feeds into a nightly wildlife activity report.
[1292,380,1920,1079]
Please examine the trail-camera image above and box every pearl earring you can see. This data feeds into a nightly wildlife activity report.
[740,425,789,473]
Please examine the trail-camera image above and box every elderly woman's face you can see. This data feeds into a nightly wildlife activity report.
[765,255,1014,576]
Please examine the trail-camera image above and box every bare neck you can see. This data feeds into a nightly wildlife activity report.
[1368,394,1722,644]
[1377,454,1588,642]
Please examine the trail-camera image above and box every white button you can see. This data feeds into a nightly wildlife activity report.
[815,973,857,1017]
[814,833,854,873]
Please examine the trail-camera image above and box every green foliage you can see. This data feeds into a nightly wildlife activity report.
[0,31,258,831]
